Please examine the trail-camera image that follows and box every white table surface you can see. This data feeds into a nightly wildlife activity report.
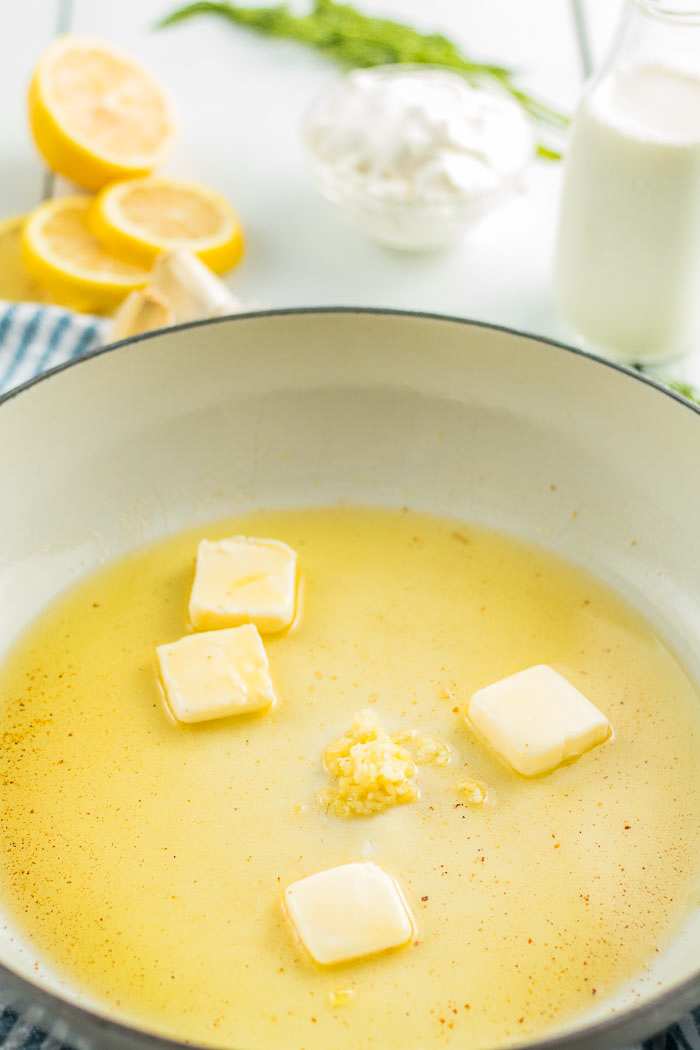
[3,0,697,383]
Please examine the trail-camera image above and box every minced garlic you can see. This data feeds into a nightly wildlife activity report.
[394,728,456,767]
[457,777,488,805]
[318,710,418,817]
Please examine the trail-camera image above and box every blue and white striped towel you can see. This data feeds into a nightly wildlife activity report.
[0,301,699,1050]
[0,301,106,397]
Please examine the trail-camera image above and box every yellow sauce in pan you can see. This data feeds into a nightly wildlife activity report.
[1,507,699,1050]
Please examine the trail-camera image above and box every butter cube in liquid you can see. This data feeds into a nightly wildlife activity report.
[467,664,611,777]
[157,624,277,723]
[284,862,414,965]
[189,536,297,633]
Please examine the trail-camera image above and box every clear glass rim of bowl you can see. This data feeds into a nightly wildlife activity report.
[631,0,700,23]
[300,63,535,216]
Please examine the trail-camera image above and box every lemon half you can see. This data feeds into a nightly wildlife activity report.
[91,176,245,272]
[22,196,149,313]
[0,215,55,303]
[29,36,177,190]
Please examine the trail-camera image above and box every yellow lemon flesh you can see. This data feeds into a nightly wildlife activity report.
[22,197,149,314]
[0,215,54,303]
[28,36,177,190]
[91,177,245,272]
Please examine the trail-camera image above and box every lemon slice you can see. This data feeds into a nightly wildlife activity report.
[22,196,149,313]
[28,36,177,190]
[0,215,55,303]
[91,177,245,272]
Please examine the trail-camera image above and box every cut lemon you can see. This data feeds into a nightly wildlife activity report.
[28,36,177,190]
[91,176,245,272]
[22,196,149,313]
[0,215,54,303]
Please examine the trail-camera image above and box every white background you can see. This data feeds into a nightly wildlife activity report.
[8,0,695,380]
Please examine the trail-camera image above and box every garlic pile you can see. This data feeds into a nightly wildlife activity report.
[110,250,242,341]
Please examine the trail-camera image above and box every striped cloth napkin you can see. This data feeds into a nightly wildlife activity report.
[0,300,699,1050]
[0,301,106,396]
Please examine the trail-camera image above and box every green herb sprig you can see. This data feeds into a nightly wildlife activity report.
[660,378,700,406]
[159,0,568,159]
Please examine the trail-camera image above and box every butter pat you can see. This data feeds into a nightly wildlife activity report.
[189,537,297,633]
[467,664,611,777]
[283,862,414,965]
[157,624,277,723]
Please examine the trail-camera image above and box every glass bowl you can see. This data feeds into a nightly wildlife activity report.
[302,65,535,251]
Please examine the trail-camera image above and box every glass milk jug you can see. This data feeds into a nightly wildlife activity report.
[553,1,700,363]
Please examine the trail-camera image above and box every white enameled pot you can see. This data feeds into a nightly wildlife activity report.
[0,308,698,1050]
